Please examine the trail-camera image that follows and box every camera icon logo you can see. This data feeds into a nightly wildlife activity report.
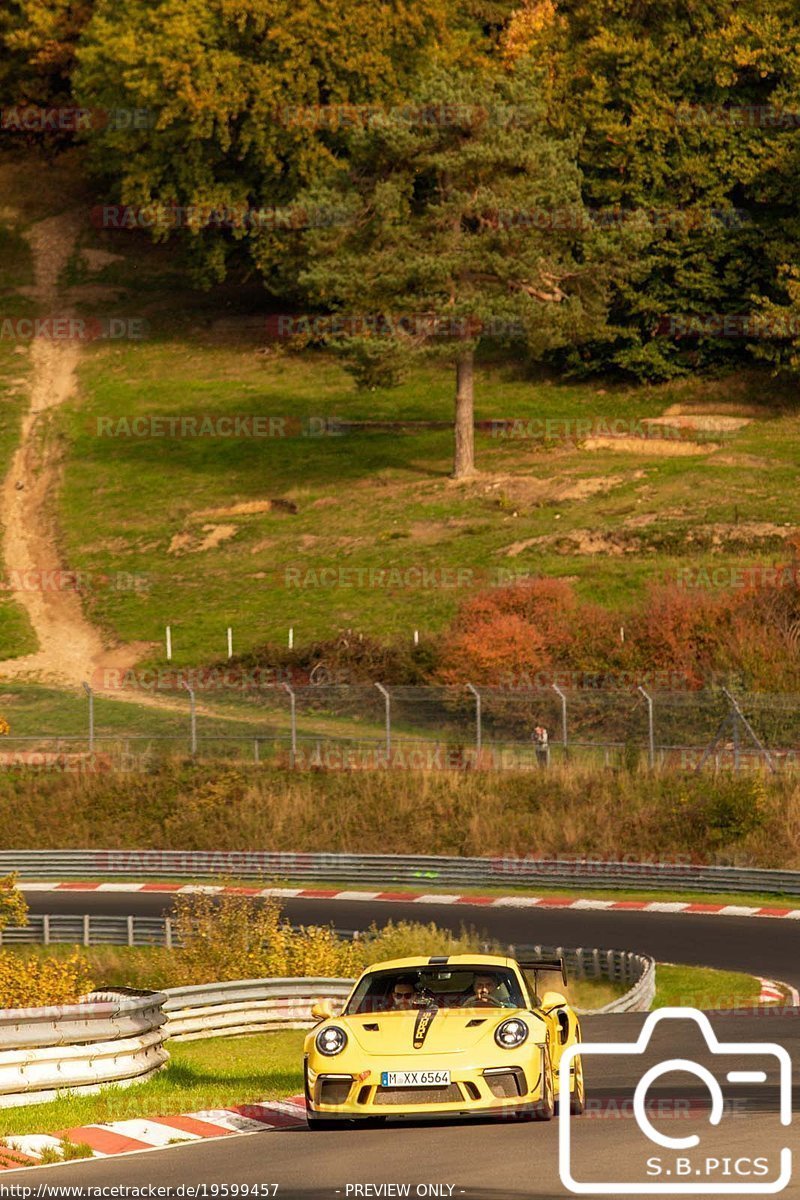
[559,1008,792,1194]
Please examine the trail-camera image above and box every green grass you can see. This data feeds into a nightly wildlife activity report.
[653,964,765,1009]
[0,1031,305,1138]
[52,325,800,667]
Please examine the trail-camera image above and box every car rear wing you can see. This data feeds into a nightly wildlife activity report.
[515,956,568,989]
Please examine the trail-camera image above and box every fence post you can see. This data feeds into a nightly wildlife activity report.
[722,686,775,773]
[638,685,655,769]
[182,682,197,756]
[43,914,50,946]
[282,683,297,767]
[82,681,94,754]
[466,683,482,759]
[165,917,173,951]
[127,915,134,947]
[551,683,567,757]
[375,683,391,758]
[83,914,90,947]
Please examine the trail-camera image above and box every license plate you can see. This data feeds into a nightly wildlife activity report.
[381,1070,451,1087]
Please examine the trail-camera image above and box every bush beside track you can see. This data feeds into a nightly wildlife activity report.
[1,763,798,868]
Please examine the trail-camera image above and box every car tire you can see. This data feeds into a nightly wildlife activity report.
[532,1048,555,1121]
[570,1054,586,1116]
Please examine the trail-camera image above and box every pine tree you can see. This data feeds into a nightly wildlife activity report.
[279,60,633,477]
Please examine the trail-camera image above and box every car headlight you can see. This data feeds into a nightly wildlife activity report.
[494,1018,529,1049]
[316,1025,348,1056]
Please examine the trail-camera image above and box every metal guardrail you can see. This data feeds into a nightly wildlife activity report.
[0,914,176,948]
[6,849,800,896]
[0,990,168,1108]
[162,978,355,1041]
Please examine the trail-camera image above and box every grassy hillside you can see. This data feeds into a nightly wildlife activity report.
[57,336,799,667]
[1,762,796,868]
[1,150,799,677]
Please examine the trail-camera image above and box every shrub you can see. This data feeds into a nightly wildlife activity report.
[0,874,27,931]
[0,951,94,1009]
[152,892,492,985]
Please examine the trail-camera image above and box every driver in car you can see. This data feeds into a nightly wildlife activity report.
[389,976,418,1010]
[460,973,511,1007]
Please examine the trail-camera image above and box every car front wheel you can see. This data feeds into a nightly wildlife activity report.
[532,1048,555,1121]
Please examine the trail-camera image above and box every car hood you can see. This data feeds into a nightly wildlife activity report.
[340,1008,530,1055]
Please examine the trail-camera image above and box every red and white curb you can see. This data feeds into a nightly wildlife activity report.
[0,1097,307,1171]
[21,881,800,920]
[758,978,800,1006]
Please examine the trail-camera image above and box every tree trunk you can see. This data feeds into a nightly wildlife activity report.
[453,347,475,478]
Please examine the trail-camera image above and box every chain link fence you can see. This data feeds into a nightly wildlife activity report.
[0,683,798,773]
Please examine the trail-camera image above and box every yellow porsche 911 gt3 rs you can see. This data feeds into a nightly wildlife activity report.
[303,953,585,1128]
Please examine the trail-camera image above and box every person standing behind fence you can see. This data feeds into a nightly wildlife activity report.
[533,724,549,767]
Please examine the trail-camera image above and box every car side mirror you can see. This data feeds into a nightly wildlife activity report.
[311,999,336,1021]
[540,989,568,1013]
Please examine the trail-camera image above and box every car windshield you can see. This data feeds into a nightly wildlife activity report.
[346,966,525,1014]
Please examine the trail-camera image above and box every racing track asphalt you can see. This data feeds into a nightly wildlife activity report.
[5,1012,798,1200]
[11,890,800,1200]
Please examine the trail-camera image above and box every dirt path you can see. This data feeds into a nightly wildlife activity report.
[0,213,141,686]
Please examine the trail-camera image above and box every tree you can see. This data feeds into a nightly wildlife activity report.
[0,874,27,932]
[0,0,94,110]
[72,0,454,285]
[274,60,636,477]
[504,0,800,380]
